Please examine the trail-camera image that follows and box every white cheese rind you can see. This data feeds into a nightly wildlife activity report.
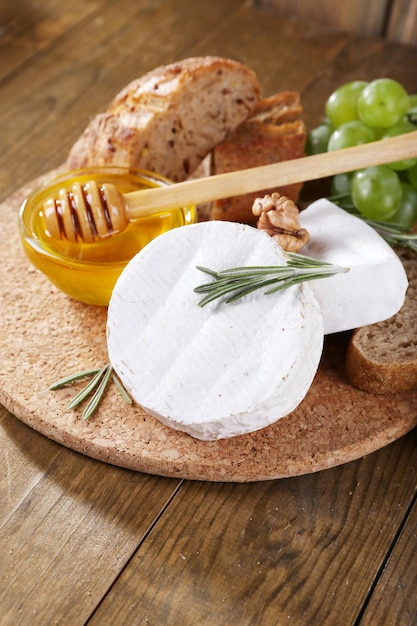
[300,199,408,334]
[107,221,324,440]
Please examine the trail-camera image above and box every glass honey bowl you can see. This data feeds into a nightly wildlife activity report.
[18,167,196,306]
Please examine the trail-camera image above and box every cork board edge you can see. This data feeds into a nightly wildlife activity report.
[2,384,416,482]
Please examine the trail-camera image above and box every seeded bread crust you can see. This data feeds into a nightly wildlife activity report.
[67,56,262,182]
[346,248,417,394]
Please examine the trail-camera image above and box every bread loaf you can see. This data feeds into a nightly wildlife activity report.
[208,91,306,225]
[67,56,262,182]
[345,248,417,393]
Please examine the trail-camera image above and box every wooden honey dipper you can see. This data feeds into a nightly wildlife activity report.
[43,131,417,243]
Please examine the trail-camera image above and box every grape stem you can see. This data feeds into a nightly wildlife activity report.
[363,219,417,253]
[325,197,417,253]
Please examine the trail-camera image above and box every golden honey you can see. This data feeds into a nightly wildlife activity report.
[19,167,196,306]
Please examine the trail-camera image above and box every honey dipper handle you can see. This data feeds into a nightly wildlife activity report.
[124,130,417,215]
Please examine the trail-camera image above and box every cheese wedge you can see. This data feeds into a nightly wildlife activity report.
[299,199,408,335]
[107,221,324,440]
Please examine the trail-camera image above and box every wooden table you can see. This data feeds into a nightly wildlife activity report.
[1,1,417,623]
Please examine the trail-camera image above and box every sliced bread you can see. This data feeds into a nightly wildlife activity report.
[345,248,417,394]
[243,91,303,126]
[207,91,306,225]
[67,56,262,182]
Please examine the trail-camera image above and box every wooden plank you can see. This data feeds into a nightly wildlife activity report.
[360,460,417,625]
[252,0,390,38]
[88,433,417,625]
[187,4,350,95]
[365,518,417,624]
[0,406,62,526]
[1,3,417,623]
[0,0,108,80]
[386,0,417,45]
[0,433,182,624]
[0,0,244,201]
[0,0,349,202]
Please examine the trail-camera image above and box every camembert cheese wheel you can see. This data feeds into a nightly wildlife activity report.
[107,221,324,440]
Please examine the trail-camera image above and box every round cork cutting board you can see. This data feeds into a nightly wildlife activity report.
[1,174,417,482]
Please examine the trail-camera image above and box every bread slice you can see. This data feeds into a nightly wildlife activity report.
[67,56,262,182]
[345,248,417,394]
[243,91,303,125]
[207,91,306,225]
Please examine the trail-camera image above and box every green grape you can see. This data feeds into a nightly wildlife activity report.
[306,123,333,155]
[386,182,417,229]
[330,172,352,196]
[351,165,402,219]
[357,78,410,128]
[325,81,368,127]
[408,94,417,108]
[327,120,376,151]
[408,162,417,189]
[367,126,386,139]
[381,121,417,170]
[407,94,417,122]
[406,106,417,126]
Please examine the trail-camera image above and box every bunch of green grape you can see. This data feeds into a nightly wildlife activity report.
[306,78,417,229]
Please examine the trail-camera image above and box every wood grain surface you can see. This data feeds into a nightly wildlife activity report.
[255,0,417,44]
[2,1,417,624]
[88,437,417,625]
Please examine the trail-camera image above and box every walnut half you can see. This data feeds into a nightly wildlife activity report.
[252,192,310,252]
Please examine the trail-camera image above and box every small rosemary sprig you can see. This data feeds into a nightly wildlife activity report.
[194,252,349,307]
[50,364,132,420]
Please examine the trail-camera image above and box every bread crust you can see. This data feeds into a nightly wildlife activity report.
[209,92,306,225]
[346,249,417,393]
[67,56,262,182]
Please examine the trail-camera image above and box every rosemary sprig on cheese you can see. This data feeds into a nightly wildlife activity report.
[194,252,349,307]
